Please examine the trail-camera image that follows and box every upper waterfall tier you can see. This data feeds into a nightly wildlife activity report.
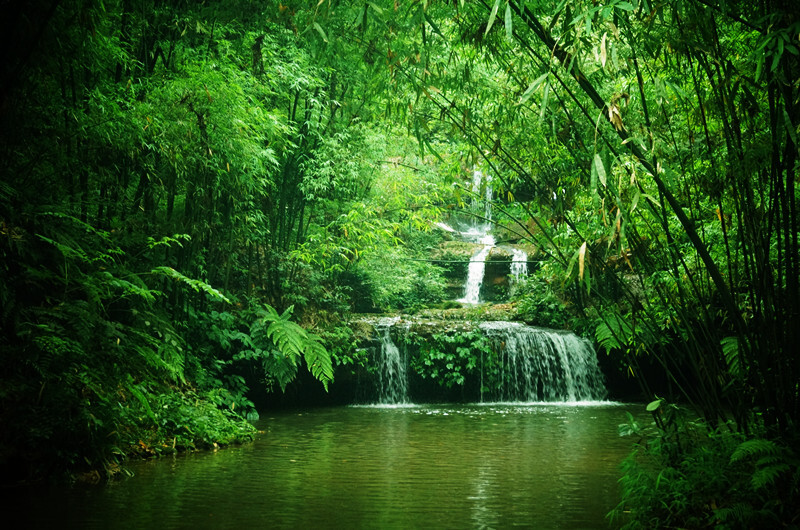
[457,234,496,305]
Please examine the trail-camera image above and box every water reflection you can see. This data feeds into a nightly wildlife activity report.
[8,403,644,529]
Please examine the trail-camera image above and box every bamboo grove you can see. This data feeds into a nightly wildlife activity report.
[1,0,798,525]
[352,0,799,437]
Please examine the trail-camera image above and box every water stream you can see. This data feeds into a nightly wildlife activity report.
[374,318,409,404]
[481,322,606,402]
[510,247,528,280]
[457,233,495,305]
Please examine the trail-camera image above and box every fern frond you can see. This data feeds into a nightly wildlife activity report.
[253,304,333,392]
[150,266,230,303]
[595,319,623,353]
[730,439,780,463]
[303,334,333,391]
[751,464,790,490]
[720,336,741,377]
[266,319,307,359]
[97,271,159,303]
[263,351,299,392]
[127,383,157,424]
[37,234,90,262]
[714,502,756,524]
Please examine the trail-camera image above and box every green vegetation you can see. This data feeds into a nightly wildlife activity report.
[0,0,451,481]
[409,329,494,389]
[612,400,800,528]
[1,0,799,525]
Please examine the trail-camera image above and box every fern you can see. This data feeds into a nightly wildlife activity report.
[730,439,780,463]
[751,463,790,490]
[251,304,334,391]
[595,313,633,353]
[303,333,334,391]
[266,319,308,360]
[150,266,230,303]
[720,336,741,377]
[146,234,191,249]
[262,350,299,392]
[714,502,758,525]
[730,438,798,492]
[96,271,159,303]
[126,381,158,425]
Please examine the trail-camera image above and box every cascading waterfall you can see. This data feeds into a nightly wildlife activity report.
[470,170,493,227]
[480,321,607,402]
[374,318,409,404]
[510,248,528,281]
[458,234,495,305]
[457,169,495,304]
[366,168,607,405]
[367,319,607,404]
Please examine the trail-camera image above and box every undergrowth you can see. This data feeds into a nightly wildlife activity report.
[610,399,800,529]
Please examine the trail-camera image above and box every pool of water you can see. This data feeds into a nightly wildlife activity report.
[8,402,644,529]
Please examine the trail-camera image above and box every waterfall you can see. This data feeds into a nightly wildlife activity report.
[457,169,495,305]
[361,319,607,404]
[510,248,528,281]
[374,318,409,404]
[458,234,495,305]
[480,321,607,402]
[470,170,493,227]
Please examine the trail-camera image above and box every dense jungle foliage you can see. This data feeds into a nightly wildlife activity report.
[1,0,798,526]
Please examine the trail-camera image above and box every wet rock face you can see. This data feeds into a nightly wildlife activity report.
[483,248,512,302]
[430,240,477,300]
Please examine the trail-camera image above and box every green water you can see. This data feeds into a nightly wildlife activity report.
[9,403,644,529]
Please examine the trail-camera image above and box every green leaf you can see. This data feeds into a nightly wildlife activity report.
[484,0,501,38]
[730,439,779,463]
[784,108,798,147]
[128,382,157,424]
[504,2,513,41]
[539,82,550,122]
[150,267,230,303]
[646,398,662,412]
[592,153,607,187]
[519,72,548,105]
[721,336,741,376]
[424,12,443,38]
[313,22,328,43]
[304,334,334,391]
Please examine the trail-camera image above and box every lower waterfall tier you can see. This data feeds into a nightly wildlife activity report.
[359,317,607,405]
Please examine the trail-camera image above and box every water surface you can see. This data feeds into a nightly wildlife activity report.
[9,403,643,529]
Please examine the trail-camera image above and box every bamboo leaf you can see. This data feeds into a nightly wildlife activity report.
[592,153,607,187]
[539,82,550,122]
[600,32,607,68]
[313,22,328,43]
[646,398,662,412]
[519,72,548,105]
[424,12,443,38]
[784,109,798,147]
[578,241,587,280]
[504,2,513,41]
[484,0,501,38]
